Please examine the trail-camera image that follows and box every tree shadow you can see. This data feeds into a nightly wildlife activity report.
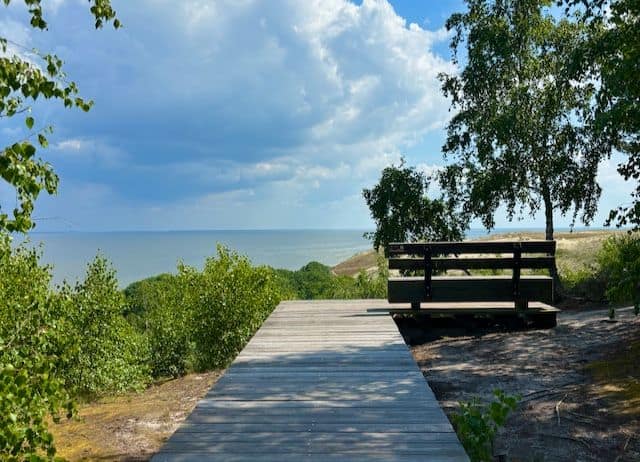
[404,306,640,461]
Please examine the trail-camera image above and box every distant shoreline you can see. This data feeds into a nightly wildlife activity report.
[26,226,614,235]
[332,229,626,277]
[14,228,628,287]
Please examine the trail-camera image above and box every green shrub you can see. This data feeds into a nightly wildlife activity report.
[0,237,73,460]
[597,234,640,316]
[131,275,192,378]
[451,389,519,462]
[292,261,340,299]
[123,273,175,320]
[58,255,150,396]
[559,265,608,302]
[179,245,282,370]
[272,256,388,300]
[353,254,388,299]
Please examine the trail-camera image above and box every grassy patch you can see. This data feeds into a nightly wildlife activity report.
[586,339,640,418]
[51,371,221,461]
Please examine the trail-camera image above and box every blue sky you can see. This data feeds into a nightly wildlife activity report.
[0,0,633,231]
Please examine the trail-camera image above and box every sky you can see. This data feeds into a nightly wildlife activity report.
[0,0,634,231]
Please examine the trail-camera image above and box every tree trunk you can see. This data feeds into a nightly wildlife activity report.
[542,187,562,301]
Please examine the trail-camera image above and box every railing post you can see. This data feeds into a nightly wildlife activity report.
[424,245,432,302]
[513,243,526,310]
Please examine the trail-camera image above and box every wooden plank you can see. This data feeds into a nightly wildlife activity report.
[388,240,556,256]
[389,256,555,271]
[388,275,554,304]
[175,422,455,433]
[167,431,460,444]
[194,400,444,410]
[153,451,468,462]
[185,412,451,424]
[153,453,467,462]
[152,300,469,461]
[159,439,467,454]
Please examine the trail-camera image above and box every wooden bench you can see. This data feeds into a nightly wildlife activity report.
[387,240,559,328]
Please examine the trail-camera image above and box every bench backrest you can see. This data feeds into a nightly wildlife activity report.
[387,240,556,305]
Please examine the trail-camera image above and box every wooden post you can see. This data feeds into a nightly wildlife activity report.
[513,244,523,309]
[424,245,432,301]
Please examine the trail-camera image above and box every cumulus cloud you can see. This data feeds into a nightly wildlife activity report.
[8,0,455,229]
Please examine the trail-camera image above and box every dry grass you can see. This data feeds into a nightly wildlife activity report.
[586,339,640,419]
[333,230,625,277]
[332,249,379,276]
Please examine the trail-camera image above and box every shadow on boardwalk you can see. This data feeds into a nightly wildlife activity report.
[152,300,469,462]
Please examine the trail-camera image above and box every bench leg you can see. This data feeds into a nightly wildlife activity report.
[411,301,421,310]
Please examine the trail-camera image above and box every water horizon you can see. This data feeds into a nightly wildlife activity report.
[16,227,609,288]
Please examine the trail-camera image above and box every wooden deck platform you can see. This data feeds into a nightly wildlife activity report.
[152,300,469,461]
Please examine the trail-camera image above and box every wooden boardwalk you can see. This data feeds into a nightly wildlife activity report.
[152,300,469,461]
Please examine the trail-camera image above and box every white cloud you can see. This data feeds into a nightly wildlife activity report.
[4,0,458,230]
[120,0,453,169]
[51,138,126,167]
[54,138,87,151]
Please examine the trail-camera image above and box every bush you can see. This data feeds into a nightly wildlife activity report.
[291,261,341,299]
[603,235,640,304]
[451,389,519,462]
[177,245,283,370]
[273,257,388,300]
[125,274,192,378]
[559,265,608,302]
[353,254,388,299]
[597,233,640,317]
[0,237,73,460]
[123,273,175,320]
[58,256,149,396]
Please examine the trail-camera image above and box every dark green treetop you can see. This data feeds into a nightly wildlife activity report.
[440,0,609,241]
[363,160,466,253]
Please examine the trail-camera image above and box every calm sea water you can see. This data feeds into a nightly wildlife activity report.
[20,230,375,287]
[16,227,588,287]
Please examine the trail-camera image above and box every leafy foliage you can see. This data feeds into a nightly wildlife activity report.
[440,0,608,240]
[451,389,520,462]
[563,0,640,229]
[363,160,466,253]
[123,274,190,378]
[121,246,285,376]
[273,257,388,300]
[597,234,640,316]
[559,265,608,303]
[57,256,149,396]
[0,236,72,460]
[353,254,389,299]
[0,240,155,460]
[176,245,283,371]
[0,1,119,233]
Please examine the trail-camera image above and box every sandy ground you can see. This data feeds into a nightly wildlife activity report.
[404,307,640,462]
[51,371,222,461]
[53,307,638,461]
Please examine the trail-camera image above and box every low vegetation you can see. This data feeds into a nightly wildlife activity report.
[0,242,283,459]
[452,390,520,462]
[0,230,637,459]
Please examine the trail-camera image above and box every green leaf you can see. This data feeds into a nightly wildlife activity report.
[37,134,48,148]
[25,116,34,129]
